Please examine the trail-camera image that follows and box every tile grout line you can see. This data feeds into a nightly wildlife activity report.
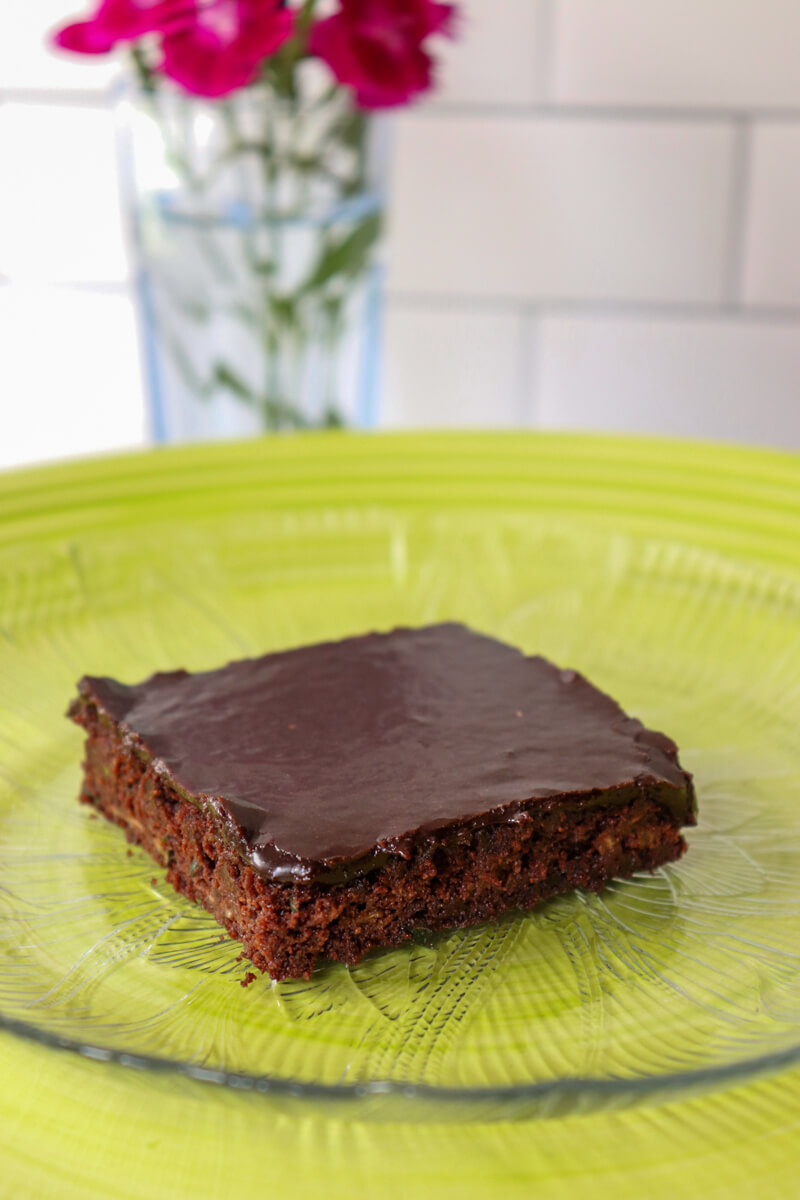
[0,87,112,108]
[0,279,130,294]
[722,118,753,306]
[4,91,800,127]
[387,293,800,324]
[418,100,800,124]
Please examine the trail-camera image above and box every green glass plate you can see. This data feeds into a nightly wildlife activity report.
[1,432,799,1121]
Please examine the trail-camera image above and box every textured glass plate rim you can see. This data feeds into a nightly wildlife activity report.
[2,1011,800,1113]
[2,430,800,1114]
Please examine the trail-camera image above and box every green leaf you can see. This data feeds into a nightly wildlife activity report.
[296,0,318,39]
[213,363,256,406]
[330,109,368,152]
[262,398,311,431]
[322,295,344,322]
[267,295,297,328]
[128,45,156,94]
[321,405,345,428]
[289,153,323,174]
[300,212,382,295]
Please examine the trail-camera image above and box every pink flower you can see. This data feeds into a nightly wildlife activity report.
[308,0,457,109]
[53,0,293,98]
[53,0,187,55]
[160,1,294,97]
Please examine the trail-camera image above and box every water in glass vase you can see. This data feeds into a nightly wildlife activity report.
[117,77,388,441]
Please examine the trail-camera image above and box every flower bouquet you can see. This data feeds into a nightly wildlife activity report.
[53,1,457,438]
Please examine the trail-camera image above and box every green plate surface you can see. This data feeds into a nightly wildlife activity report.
[1,432,800,1192]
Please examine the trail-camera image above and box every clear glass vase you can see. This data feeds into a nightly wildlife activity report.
[116,74,388,440]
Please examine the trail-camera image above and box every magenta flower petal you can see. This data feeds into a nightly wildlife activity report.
[51,0,193,55]
[53,18,119,54]
[236,3,294,61]
[417,0,457,37]
[355,46,432,109]
[54,0,293,94]
[161,2,293,98]
[308,0,456,109]
[161,27,253,95]
[307,13,363,90]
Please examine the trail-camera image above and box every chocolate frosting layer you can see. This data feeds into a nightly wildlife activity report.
[75,624,695,882]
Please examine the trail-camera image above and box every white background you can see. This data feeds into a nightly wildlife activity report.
[2,0,800,469]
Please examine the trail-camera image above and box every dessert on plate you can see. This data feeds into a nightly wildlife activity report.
[69,623,696,980]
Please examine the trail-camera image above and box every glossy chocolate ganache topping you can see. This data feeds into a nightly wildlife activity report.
[74,624,696,883]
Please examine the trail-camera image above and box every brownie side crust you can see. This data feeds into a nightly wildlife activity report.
[74,700,688,981]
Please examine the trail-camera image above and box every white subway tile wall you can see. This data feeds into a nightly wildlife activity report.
[535,315,800,448]
[742,124,800,307]
[388,114,735,303]
[383,305,526,427]
[437,0,542,105]
[2,0,800,465]
[551,0,800,110]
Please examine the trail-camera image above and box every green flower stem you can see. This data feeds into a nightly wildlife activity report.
[259,87,284,422]
[129,44,155,94]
